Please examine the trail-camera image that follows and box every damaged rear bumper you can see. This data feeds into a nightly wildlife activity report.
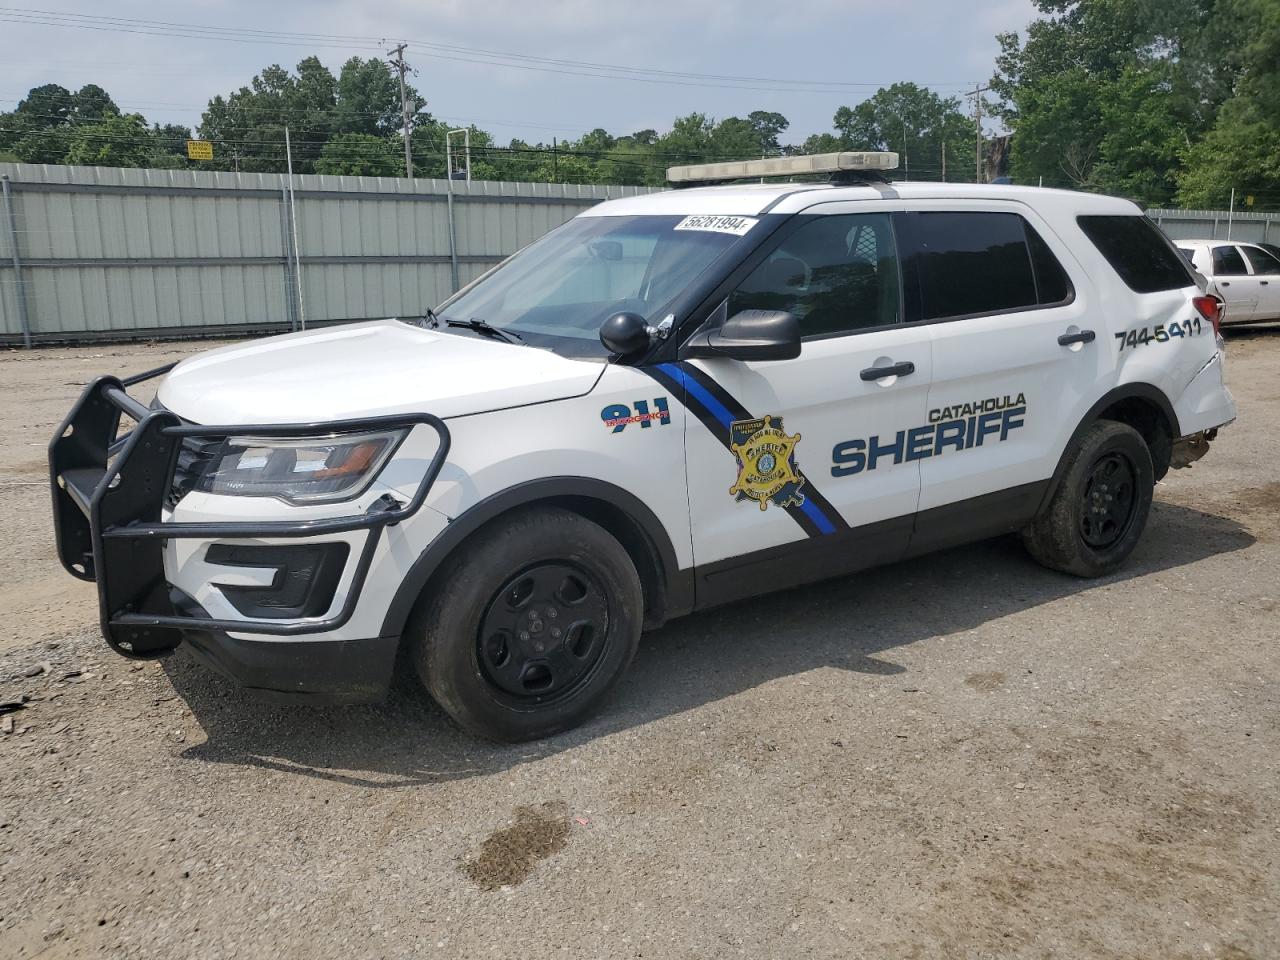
[1170,428,1218,469]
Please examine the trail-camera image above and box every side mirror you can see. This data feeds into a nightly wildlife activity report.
[599,311,653,356]
[683,309,801,362]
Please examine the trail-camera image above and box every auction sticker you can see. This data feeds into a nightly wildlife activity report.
[674,215,758,236]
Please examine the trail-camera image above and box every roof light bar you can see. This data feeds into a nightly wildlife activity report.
[666,151,900,184]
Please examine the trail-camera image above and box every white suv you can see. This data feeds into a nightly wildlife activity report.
[1175,238,1280,325]
[49,153,1236,741]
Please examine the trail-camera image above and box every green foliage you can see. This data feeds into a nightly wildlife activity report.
[334,57,413,137]
[829,82,975,179]
[63,114,159,168]
[1176,0,1280,206]
[10,126,73,164]
[72,84,119,123]
[992,0,1279,206]
[315,133,403,177]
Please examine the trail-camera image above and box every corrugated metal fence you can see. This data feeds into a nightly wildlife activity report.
[2,164,1275,346]
[0,163,655,345]
[1148,207,1280,244]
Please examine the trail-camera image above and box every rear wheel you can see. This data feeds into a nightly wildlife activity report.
[1022,420,1154,577]
[411,506,642,742]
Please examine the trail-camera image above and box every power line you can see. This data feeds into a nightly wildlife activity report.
[0,7,976,94]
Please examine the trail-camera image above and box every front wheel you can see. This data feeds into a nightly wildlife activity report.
[410,506,643,742]
[1022,420,1154,578]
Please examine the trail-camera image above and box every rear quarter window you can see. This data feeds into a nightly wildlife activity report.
[1076,215,1195,293]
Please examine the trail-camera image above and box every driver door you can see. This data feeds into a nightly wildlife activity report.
[665,207,933,604]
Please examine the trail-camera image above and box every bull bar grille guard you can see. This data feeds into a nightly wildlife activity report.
[48,364,451,660]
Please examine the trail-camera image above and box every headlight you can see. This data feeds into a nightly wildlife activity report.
[187,428,406,504]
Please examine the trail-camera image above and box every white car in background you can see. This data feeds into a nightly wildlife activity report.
[1175,239,1280,325]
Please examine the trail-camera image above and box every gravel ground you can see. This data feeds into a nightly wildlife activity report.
[1,331,1278,960]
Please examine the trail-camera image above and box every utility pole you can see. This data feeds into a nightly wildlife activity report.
[969,85,990,183]
[388,43,414,178]
[941,140,946,182]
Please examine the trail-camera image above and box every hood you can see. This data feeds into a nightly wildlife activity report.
[157,320,604,424]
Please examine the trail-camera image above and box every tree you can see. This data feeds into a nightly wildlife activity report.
[1177,0,1280,207]
[990,0,1249,198]
[199,58,339,173]
[10,126,73,164]
[747,111,789,155]
[72,84,119,122]
[63,114,156,168]
[799,132,842,154]
[829,83,975,180]
[334,57,417,137]
[315,133,402,176]
[15,83,73,129]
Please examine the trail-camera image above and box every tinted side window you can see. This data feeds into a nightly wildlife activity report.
[729,213,900,337]
[896,211,1037,321]
[1242,245,1280,275]
[1211,246,1249,276]
[1076,215,1194,293]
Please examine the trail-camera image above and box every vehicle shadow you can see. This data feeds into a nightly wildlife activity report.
[169,499,1256,788]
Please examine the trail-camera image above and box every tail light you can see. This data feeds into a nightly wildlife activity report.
[1192,294,1224,337]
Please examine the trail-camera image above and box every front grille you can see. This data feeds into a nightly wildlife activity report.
[167,435,224,510]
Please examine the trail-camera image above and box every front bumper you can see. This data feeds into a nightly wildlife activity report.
[48,367,450,675]
[181,628,400,704]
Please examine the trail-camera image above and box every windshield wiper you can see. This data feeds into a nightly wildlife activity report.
[421,306,442,329]
[445,317,523,344]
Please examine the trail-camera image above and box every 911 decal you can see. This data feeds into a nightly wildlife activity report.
[1115,319,1203,351]
[601,397,671,432]
[832,393,1027,477]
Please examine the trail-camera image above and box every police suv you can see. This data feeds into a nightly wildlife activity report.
[49,152,1236,741]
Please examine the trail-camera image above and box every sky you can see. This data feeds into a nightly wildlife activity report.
[0,0,1039,145]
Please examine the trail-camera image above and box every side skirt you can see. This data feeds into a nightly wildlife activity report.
[691,481,1048,612]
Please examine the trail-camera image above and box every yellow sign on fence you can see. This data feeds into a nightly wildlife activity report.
[186,140,214,161]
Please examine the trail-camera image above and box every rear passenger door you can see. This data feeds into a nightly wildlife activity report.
[1241,245,1280,320]
[898,204,1097,539]
[1211,245,1259,322]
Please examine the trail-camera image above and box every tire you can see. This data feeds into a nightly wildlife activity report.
[1022,420,1154,578]
[410,506,643,742]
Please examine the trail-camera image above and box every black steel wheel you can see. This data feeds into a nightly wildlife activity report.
[477,562,611,703]
[1023,419,1154,578]
[1079,452,1138,548]
[410,506,642,742]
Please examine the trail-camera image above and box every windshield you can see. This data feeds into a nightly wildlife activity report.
[434,214,758,352]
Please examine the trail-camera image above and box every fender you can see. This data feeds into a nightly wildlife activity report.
[379,476,692,638]
[1039,382,1180,513]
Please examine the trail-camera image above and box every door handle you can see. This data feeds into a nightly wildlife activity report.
[1221,281,1231,286]
[1262,280,1270,286]
[860,361,915,381]
[1057,329,1096,346]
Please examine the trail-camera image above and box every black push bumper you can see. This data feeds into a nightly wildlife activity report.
[48,366,450,693]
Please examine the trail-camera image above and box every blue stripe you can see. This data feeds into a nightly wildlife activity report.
[657,363,734,429]
[798,495,837,535]
[658,362,841,537]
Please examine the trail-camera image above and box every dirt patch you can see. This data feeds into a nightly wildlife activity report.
[964,671,1007,692]
[459,803,571,890]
